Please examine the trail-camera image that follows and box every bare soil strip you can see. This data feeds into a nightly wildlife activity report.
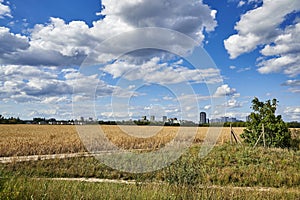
[34,178,300,193]
[0,149,157,163]
[0,152,91,163]
[38,178,136,185]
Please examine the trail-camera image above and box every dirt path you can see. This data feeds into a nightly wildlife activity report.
[0,149,151,163]
[38,177,136,185]
[0,152,92,163]
[34,177,300,194]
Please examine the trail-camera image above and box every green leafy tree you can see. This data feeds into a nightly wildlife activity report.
[241,97,291,148]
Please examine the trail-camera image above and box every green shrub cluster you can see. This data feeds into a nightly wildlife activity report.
[241,98,292,148]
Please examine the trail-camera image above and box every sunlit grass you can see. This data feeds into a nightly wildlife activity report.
[1,176,299,200]
[1,145,299,188]
[0,125,245,157]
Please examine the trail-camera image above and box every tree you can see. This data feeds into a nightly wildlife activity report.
[241,97,291,148]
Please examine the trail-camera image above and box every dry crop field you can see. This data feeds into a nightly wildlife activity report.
[0,125,85,157]
[0,124,244,157]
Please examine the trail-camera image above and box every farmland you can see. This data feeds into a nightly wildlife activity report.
[0,125,300,199]
[0,125,85,157]
[0,125,244,157]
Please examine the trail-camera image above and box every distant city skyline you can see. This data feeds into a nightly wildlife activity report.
[0,110,276,123]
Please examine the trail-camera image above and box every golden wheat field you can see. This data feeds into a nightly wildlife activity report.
[0,125,245,157]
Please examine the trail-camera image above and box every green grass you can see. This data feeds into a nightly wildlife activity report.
[1,144,300,199]
[0,177,299,200]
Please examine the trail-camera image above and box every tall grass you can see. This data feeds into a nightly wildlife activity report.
[1,177,299,200]
[1,144,299,188]
[164,145,300,188]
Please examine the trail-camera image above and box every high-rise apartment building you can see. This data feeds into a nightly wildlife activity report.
[199,112,207,124]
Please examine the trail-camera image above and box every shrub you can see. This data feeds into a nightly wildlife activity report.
[241,97,292,148]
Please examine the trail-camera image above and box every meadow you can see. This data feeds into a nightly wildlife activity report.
[0,125,299,199]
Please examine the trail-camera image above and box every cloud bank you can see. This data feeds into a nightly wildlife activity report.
[0,0,217,67]
[224,0,300,76]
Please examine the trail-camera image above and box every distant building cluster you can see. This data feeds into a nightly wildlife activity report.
[140,116,179,123]
[11,112,244,126]
[199,112,243,124]
[135,112,242,126]
[150,116,155,121]
[163,116,167,122]
[136,115,195,126]
[164,118,180,126]
[25,117,97,125]
[210,117,238,123]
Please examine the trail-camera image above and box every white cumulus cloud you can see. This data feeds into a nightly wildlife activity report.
[258,23,300,76]
[225,0,300,59]
[0,0,217,67]
[284,107,300,120]
[102,57,222,85]
[0,27,29,55]
[224,0,300,77]
[0,0,11,18]
[214,84,238,97]
[101,0,217,42]
[282,79,300,93]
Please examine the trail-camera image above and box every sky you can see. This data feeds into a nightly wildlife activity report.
[0,0,299,122]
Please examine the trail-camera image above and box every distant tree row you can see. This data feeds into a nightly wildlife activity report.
[287,121,300,128]
[198,122,247,127]
[99,121,118,125]
[0,115,24,124]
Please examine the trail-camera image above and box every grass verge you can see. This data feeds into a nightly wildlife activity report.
[1,144,300,187]
[0,177,299,200]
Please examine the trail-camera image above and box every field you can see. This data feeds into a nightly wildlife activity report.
[0,125,245,157]
[0,125,300,199]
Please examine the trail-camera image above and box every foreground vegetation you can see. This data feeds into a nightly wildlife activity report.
[1,177,299,200]
[1,144,299,199]
[1,144,299,188]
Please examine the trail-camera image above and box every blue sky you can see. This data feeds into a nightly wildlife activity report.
[0,0,299,122]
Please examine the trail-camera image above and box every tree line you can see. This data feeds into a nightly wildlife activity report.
[0,115,23,124]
